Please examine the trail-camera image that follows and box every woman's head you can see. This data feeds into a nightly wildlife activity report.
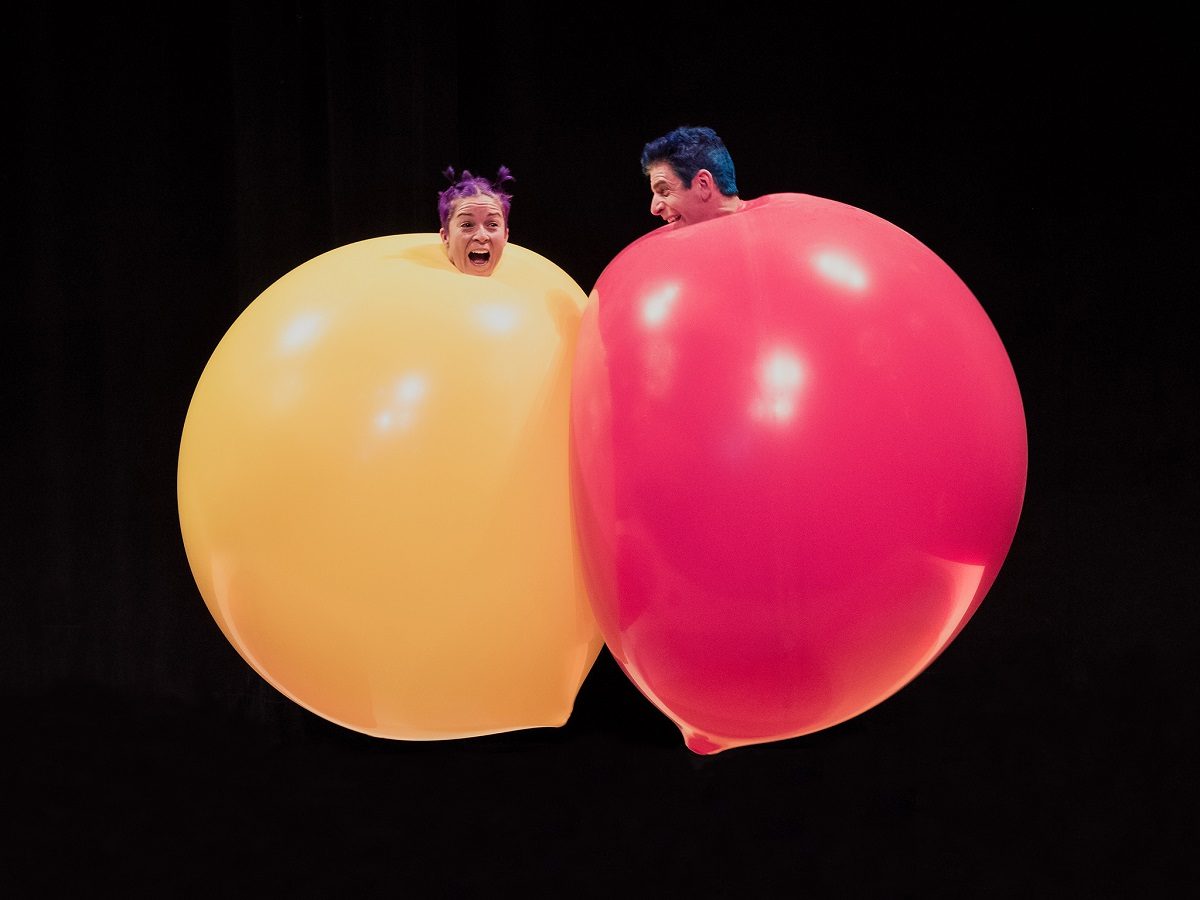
[438,166,514,277]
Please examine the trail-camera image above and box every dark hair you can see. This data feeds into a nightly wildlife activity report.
[640,126,738,195]
[438,166,514,231]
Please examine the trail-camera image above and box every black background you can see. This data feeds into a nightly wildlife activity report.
[9,5,1196,895]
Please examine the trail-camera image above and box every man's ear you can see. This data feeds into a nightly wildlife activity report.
[693,169,714,199]
[439,228,448,244]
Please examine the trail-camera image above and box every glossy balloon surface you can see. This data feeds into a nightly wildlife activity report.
[569,194,1027,754]
[179,234,603,739]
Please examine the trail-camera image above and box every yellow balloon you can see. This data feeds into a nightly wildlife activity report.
[178,234,604,739]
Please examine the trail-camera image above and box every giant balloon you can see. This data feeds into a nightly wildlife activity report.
[179,234,604,740]
[569,194,1027,754]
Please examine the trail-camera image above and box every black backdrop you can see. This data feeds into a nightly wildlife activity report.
[9,5,1196,895]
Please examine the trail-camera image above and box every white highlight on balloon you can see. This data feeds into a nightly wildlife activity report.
[374,372,428,433]
[750,348,807,424]
[812,250,869,293]
[474,303,520,335]
[278,311,329,353]
[641,283,681,328]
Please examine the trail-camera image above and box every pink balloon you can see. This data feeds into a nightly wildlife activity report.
[570,194,1027,754]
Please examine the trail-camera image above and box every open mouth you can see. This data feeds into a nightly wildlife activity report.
[468,250,491,265]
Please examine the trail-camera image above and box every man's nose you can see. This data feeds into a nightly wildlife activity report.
[650,196,664,216]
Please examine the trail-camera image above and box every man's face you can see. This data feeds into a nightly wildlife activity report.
[440,195,508,276]
[647,162,711,228]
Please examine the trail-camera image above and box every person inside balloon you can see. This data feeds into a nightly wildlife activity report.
[437,165,513,276]
[641,125,769,229]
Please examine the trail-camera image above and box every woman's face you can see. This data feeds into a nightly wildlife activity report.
[440,194,508,276]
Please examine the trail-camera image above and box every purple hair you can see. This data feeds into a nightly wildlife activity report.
[437,165,514,230]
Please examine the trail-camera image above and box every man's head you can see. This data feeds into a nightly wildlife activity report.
[641,126,740,228]
[438,166,513,276]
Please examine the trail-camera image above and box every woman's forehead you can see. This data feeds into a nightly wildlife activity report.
[453,196,504,219]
